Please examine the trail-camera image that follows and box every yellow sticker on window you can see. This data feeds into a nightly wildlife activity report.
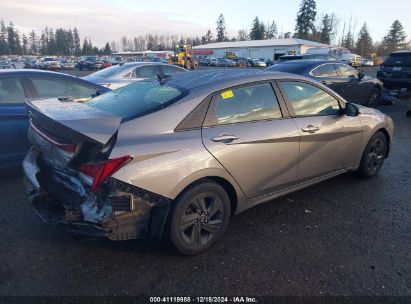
[221,90,234,99]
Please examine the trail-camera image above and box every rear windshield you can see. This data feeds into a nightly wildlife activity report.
[267,63,305,73]
[383,53,411,66]
[278,56,304,62]
[90,64,129,78]
[86,80,187,121]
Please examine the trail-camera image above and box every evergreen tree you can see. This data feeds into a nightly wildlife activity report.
[266,21,278,39]
[29,30,37,54]
[67,29,73,55]
[15,30,22,55]
[73,27,81,56]
[216,14,226,42]
[319,14,333,44]
[382,20,407,52]
[0,20,7,55]
[22,33,28,55]
[250,17,264,40]
[47,28,56,54]
[356,23,373,56]
[82,37,89,55]
[39,31,47,55]
[7,22,17,54]
[295,0,317,40]
[103,42,111,55]
[342,30,355,51]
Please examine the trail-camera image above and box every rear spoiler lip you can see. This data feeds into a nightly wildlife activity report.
[26,98,122,146]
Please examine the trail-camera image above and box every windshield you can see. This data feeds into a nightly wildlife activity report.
[89,64,130,78]
[86,81,187,121]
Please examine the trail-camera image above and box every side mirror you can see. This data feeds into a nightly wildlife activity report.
[345,102,359,117]
[358,71,365,80]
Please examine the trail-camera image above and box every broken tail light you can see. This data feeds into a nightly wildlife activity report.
[80,156,132,192]
[30,121,77,156]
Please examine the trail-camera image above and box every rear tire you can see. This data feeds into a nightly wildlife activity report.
[168,180,231,255]
[367,87,381,107]
[357,131,387,178]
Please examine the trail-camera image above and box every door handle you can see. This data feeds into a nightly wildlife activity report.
[301,125,320,133]
[321,80,332,85]
[211,134,239,143]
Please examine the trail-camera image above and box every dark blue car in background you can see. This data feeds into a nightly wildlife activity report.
[0,69,110,168]
[266,60,383,106]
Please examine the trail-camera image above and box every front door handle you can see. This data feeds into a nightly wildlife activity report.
[211,134,239,143]
[301,125,320,133]
[321,80,332,85]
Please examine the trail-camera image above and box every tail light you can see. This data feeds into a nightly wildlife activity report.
[80,156,132,192]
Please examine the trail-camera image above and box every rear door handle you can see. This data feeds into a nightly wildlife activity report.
[321,80,332,85]
[301,125,320,133]
[211,134,239,143]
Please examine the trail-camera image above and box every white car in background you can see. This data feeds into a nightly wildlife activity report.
[82,62,187,89]
[306,47,362,67]
[39,57,61,70]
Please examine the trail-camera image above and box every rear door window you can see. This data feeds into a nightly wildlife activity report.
[205,82,282,126]
[335,64,358,78]
[29,77,99,101]
[133,65,161,78]
[0,77,26,104]
[312,64,338,77]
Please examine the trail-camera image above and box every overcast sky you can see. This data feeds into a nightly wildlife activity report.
[1,0,410,47]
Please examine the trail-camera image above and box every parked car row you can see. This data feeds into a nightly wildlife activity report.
[199,57,269,68]
[16,55,126,71]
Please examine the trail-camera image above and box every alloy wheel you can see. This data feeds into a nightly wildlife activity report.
[179,192,224,246]
[366,137,385,174]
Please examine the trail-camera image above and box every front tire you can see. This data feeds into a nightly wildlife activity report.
[357,131,387,178]
[168,180,231,255]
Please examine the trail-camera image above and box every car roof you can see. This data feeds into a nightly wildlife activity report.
[390,50,411,55]
[165,69,307,91]
[274,59,340,67]
[0,69,110,90]
[119,62,177,68]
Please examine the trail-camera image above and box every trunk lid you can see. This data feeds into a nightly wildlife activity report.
[26,98,121,167]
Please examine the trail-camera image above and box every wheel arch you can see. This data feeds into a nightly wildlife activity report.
[173,176,239,216]
[376,128,391,157]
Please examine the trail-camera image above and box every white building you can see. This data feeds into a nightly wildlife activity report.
[192,38,333,60]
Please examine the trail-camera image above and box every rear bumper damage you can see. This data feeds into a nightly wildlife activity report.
[23,148,172,240]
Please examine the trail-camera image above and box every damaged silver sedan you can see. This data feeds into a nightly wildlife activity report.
[23,70,394,255]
